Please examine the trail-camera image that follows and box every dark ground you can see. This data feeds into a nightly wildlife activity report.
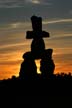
[0,74,72,105]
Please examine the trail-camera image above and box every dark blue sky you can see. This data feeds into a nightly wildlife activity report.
[0,0,72,23]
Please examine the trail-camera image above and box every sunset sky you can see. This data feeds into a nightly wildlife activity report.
[0,0,72,80]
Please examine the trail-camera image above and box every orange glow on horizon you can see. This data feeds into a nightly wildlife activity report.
[0,52,72,80]
[0,59,72,80]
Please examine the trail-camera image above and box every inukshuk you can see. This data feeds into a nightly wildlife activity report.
[19,16,55,79]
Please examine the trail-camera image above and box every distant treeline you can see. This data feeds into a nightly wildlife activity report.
[0,72,72,82]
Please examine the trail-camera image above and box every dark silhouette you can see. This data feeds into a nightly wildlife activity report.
[19,52,37,79]
[26,16,50,39]
[31,16,42,32]
[26,15,50,59]
[31,38,45,59]
[19,15,56,80]
[40,49,55,78]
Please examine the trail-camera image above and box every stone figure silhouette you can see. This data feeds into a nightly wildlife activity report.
[26,15,49,59]
[26,16,49,39]
[40,49,55,78]
[19,52,37,79]
[31,38,45,59]
[19,15,55,79]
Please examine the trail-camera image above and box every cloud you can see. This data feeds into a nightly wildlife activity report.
[10,22,31,29]
[0,0,52,8]
[0,3,24,8]
[32,0,40,4]
[54,53,72,64]
[0,60,22,65]
[2,18,72,31]
[26,0,40,4]
[0,0,25,8]
[32,0,52,5]
[51,34,72,40]
[0,0,24,8]
[43,18,72,25]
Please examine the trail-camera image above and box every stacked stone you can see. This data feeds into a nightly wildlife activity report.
[19,16,55,79]
[26,16,49,59]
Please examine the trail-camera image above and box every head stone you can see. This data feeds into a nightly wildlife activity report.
[31,15,42,32]
[26,15,50,39]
